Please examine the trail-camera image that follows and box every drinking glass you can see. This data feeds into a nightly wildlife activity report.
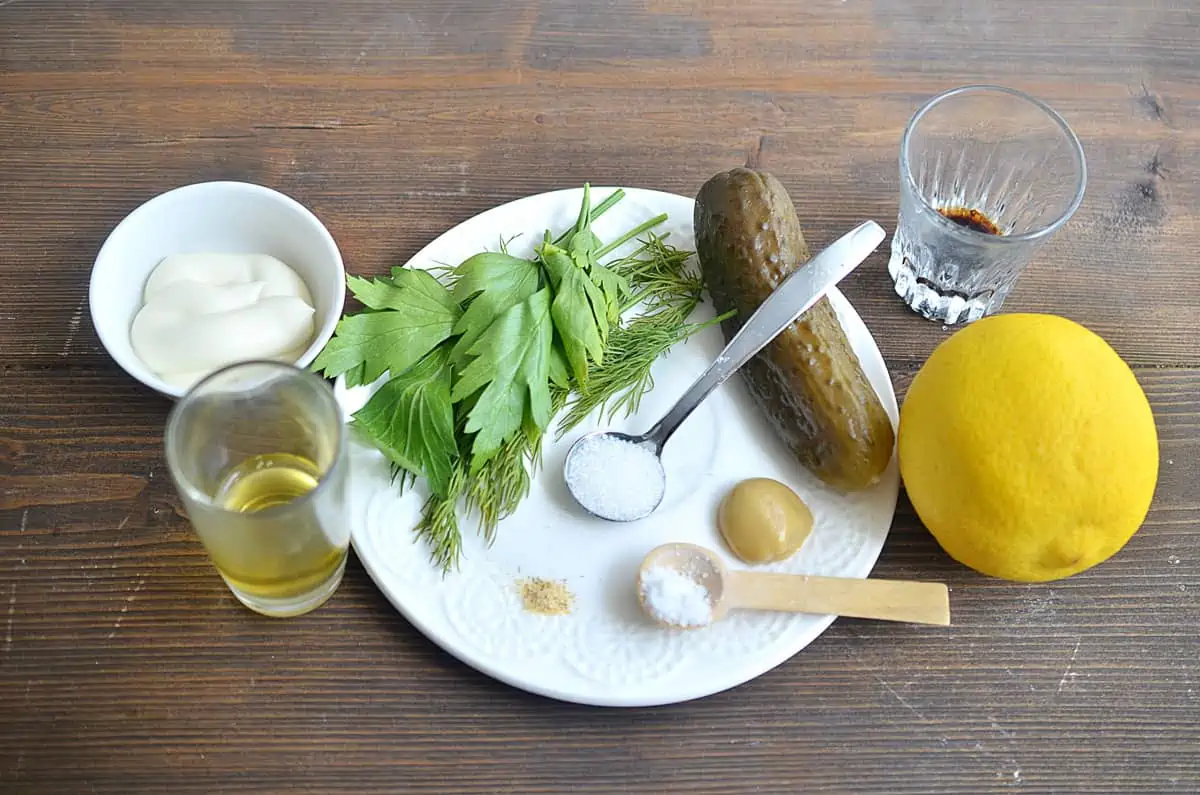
[165,361,348,617]
[888,85,1086,323]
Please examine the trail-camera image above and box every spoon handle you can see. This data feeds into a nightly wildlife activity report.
[643,220,886,448]
[726,571,950,626]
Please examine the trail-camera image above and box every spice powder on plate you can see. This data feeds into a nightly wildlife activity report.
[518,577,574,616]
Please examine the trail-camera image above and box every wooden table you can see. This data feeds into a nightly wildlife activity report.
[2,2,1197,792]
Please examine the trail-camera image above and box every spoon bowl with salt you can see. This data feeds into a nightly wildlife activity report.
[637,543,952,629]
[637,543,727,628]
[563,220,886,523]
[564,431,667,522]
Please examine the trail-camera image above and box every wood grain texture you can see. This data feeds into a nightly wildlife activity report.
[1,1,1197,793]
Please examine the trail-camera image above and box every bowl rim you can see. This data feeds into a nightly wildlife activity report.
[89,180,346,399]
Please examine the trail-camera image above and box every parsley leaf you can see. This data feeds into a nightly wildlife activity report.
[588,262,630,325]
[448,252,542,366]
[351,345,457,497]
[451,287,554,470]
[561,183,600,255]
[389,267,461,312]
[343,361,370,389]
[311,276,459,384]
[539,242,606,386]
[548,343,570,390]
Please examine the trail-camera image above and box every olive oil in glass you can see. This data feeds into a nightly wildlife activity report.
[218,452,321,512]
[205,453,347,604]
[165,362,349,617]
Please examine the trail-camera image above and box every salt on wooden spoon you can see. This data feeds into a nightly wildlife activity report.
[637,543,951,629]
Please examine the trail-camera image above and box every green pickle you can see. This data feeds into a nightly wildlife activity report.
[694,168,894,491]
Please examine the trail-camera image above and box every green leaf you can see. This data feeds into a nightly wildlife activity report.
[346,273,454,315]
[389,268,461,312]
[570,229,601,263]
[556,235,715,436]
[452,252,541,304]
[589,263,630,325]
[351,346,457,497]
[311,279,459,384]
[548,343,570,390]
[448,252,542,365]
[573,183,592,235]
[451,288,554,470]
[551,187,624,247]
[539,242,606,386]
[564,184,601,258]
[561,185,629,326]
[343,361,369,388]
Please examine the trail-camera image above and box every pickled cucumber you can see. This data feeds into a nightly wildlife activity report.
[694,168,894,491]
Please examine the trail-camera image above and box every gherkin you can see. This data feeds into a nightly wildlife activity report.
[694,168,894,492]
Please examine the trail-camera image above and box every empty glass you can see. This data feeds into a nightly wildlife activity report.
[888,85,1086,323]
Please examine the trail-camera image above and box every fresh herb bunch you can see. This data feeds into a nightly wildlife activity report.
[313,186,721,571]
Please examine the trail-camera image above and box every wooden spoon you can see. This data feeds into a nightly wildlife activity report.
[637,543,951,628]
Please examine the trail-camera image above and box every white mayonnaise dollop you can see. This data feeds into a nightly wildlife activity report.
[130,253,316,390]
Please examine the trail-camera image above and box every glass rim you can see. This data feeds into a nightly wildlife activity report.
[164,359,346,514]
[901,84,1088,245]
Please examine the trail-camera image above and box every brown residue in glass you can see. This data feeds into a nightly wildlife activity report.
[938,206,1002,235]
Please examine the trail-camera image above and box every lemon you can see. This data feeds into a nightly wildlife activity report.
[898,313,1158,582]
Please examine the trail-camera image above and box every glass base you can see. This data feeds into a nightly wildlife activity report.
[888,249,1001,325]
[223,554,347,618]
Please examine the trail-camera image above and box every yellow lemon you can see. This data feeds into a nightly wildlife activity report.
[898,313,1158,582]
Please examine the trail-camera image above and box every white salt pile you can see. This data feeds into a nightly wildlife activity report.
[639,565,713,628]
[564,434,665,521]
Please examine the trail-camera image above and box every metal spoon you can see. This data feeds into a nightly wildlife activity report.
[563,220,887,522]
[637,543,951,628]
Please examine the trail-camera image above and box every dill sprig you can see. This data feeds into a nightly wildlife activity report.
[611,233,705,316]
[413,466,467,573]
[559,312,718,433]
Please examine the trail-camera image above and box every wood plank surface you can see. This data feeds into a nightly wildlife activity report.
[1,1,1197,793]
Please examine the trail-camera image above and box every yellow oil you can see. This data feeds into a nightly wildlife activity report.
[218,452,321,512]
[206,453,347,601]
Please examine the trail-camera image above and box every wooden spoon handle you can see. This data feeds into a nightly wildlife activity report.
[726,571,950,626]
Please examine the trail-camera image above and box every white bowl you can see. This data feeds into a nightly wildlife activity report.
[89,181,346,398]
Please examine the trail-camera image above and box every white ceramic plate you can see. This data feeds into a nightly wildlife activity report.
[335,188,899,707]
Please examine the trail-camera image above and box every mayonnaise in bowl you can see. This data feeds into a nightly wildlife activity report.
[130,253,316,391]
